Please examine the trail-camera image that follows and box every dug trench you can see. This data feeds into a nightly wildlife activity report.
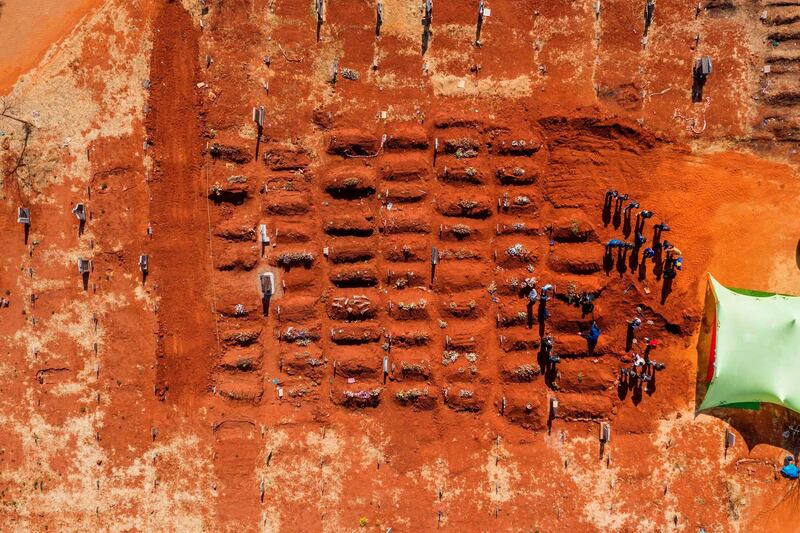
[146,2,266,526]
[146,0,213,404]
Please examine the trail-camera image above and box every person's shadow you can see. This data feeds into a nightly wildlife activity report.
[539,343,558,388]
[617,375,629,400]
[638,259,648,281]
[612,199,623,229]
[536,341,548,375]
[635,214,645,235]
[603,248,614,274]
[653,248,664,280]
[622,209,633,237]
[602,195,613,226]
[538,303,547,337]
[629,245,640,271]
[795,239,800,270]
[616,248,628,276]
[652,225,663,248]
[631,379,643,405]
[660,276,673,304]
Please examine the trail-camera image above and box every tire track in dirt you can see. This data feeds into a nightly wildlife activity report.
[147,0,214,405]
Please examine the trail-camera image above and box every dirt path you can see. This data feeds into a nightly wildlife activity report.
[146,0,214,405]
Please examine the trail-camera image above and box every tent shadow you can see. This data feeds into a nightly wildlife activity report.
[795,238,800,271]
[695,282,800,454]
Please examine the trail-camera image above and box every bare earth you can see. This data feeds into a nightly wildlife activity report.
[2,1,800,531]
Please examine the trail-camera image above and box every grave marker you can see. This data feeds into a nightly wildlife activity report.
[17,207,30,225]
[260,272,275,297]
[252,106,266,129]
[316,0,324,41]
[725,429,735,449]
[475,0,485,45]
[599,422,611,443]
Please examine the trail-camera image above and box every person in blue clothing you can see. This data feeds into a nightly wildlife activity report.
[781,456,799,479]
[586,322,601,342]
[579,321,602,352]
[642,247,656,260]
[606,239,624,249]
[539,284,553,320]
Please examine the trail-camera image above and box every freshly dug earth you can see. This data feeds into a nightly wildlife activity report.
[2,0,800,531]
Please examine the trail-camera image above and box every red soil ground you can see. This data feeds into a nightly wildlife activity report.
[3,0,800,531]
[0,0,103,92]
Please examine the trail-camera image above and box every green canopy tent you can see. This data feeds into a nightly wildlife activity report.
[700,275,800,414]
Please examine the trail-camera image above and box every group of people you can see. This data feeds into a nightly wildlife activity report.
[528,282,605,376]
[519,189,681,381]
[528,283,554,320]
[620,317,666,389]
[604,190,683,279]
[526,283,561,370]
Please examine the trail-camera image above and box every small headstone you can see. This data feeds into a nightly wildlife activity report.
[252,106,266,128]
[724,429,735,449]
[72,203,86,221]
[330,61,339,85]
[696,57,712,76]
[599,422,611,443]
[260,272,275,297]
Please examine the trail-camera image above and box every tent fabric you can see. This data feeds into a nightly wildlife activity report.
[706,305,717,383]
[700,275,800,414]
